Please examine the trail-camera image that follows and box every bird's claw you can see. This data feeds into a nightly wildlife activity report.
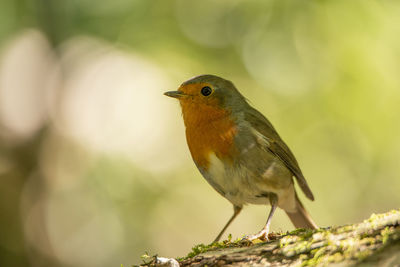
[240,229,281,244]
[241,229,269,243]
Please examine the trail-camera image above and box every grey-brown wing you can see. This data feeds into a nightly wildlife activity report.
[244,107,315,201]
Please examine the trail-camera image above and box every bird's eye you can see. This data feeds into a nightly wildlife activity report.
[201,86,213,96]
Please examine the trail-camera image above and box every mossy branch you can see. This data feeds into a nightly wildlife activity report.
[140,210,400,267]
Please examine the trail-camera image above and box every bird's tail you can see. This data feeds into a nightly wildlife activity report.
[285,192,318,229]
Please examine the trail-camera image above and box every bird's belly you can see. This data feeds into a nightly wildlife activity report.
[205,153,292,207]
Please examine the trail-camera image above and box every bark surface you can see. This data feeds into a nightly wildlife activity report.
[142,210,400,267]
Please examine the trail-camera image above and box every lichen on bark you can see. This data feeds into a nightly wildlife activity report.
[140,209,400,267]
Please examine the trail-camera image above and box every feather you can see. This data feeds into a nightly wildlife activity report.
[244,107,315,201]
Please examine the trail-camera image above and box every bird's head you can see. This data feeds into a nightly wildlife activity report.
[164,75,249,125]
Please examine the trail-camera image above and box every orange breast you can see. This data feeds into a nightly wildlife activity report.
[181,101,238,169]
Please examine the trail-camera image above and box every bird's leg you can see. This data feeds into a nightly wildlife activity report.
[246,193,278,241]
[213,205,242,243]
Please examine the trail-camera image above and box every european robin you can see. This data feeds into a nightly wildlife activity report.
[165,75,317,242]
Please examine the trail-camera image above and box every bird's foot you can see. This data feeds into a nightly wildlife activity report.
[241,229,278,244]
[244,229,269,242]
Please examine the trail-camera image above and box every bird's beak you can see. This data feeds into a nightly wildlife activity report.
[164,91,186,99]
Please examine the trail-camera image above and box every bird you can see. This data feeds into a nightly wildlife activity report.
[164,74,317,242]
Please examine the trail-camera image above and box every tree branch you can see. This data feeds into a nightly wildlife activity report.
[141,209,400,266]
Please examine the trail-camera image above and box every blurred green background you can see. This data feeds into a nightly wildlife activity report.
[1,0,400,266]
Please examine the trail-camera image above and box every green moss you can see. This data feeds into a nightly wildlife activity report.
[288,228,308,235]
[177,235,245,261]
[336,225,354,234]
[280,209,400,266]
[174,210,400,266]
